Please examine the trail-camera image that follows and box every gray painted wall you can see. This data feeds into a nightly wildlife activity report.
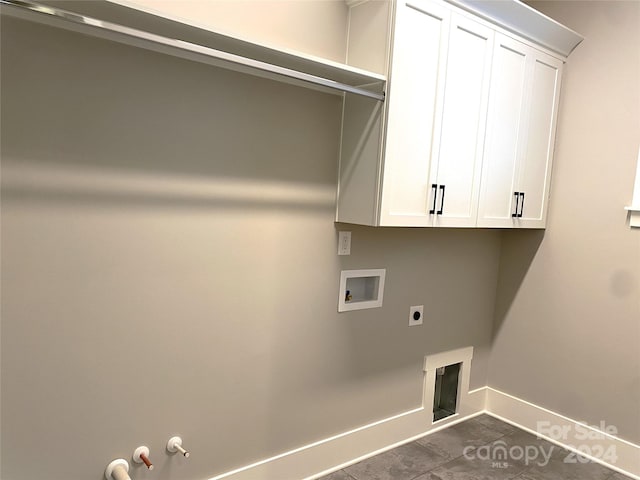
[0,14,500,480]
[102,0,351,64]
[490,0,640,445]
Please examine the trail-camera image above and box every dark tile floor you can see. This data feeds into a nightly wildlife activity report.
[319,415,632,480]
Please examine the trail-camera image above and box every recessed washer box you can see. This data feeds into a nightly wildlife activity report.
[338,269,386,312]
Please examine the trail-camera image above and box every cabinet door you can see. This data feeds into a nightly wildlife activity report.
[433,13,494,227]
[516,51,563,228]
[379,0,450,226]
[476,34,529,228]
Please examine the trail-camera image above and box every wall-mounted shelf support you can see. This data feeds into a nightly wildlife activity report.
[626,147,640,228]
[0,0,386,101]
[624,206,640,228]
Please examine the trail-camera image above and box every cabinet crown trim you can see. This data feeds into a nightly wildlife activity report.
[445,0,584,58]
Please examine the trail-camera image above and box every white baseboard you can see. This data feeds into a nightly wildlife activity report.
[209,375,639,480]
[210,388,486,480]
[211,348,481,480]
[486,387,640,479]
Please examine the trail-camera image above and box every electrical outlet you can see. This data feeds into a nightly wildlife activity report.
[409,305,424,326]
[338,231,351,255]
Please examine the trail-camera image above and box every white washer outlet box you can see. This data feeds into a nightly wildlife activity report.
[338,268,385,312]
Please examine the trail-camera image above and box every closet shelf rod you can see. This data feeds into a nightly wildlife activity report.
[1,0,385,102]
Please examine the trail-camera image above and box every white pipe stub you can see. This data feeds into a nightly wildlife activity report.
[167,436,190,457]
[105,459,130,480]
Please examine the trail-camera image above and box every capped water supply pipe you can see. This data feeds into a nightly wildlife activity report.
[105,459,132,480]
[167,436,190,458]
[132,446,154,470]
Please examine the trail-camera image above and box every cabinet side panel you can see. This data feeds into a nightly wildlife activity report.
[346,0,392,75]
[380,0,449,225]
[477,35,528,227]
[336,93,384,226]
[517,55,562,227]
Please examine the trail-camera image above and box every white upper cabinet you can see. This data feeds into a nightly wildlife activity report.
[518,52,563,227]
[476,35,529,228]
[337,0,580,229]
[340,0,494,227]
[380,3,494,227]
[430,14,494,227]
[477,34,563,228]
[379,0,450,226]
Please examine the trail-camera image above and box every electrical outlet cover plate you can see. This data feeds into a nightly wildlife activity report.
[338,231,351,255]
[409,305,424,326]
